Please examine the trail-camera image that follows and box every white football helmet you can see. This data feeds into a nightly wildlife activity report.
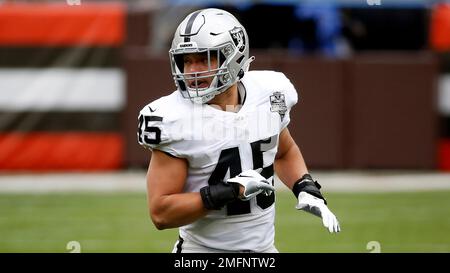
[169,8,254,104]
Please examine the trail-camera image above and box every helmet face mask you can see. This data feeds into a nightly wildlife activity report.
[169,9,252,104]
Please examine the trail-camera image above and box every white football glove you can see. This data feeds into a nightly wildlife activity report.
[227,169,275,201]
[296,191,341,233]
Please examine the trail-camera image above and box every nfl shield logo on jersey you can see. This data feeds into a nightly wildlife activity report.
[270,92,287,121]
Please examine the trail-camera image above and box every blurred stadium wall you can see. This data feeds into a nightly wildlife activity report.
[0,0,449,171]
[0,2,126,170]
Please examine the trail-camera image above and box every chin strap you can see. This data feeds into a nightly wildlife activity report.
[238,56,255,79]
[244,56,255,72]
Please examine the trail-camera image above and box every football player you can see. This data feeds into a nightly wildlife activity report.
[137,8,340,253]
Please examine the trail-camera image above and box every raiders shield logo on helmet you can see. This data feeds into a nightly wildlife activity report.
[229,26,245,52]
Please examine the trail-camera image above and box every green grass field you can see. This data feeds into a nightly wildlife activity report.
[1,190,449,253]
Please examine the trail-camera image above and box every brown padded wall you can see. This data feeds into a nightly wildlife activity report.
[232,51,345,168]
[349,52,438,169]
[276,56,346,168]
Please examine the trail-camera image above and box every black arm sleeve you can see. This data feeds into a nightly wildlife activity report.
[200,182,240,210]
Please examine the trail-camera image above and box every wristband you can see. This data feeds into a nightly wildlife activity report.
[200,182,240,210]
[292,174,327,205]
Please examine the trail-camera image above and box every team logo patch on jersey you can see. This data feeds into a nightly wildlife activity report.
[270,92,287,121]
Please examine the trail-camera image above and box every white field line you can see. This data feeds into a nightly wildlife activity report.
[0,170,449,193]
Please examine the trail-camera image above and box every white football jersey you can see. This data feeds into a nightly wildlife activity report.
[138,70,298,251]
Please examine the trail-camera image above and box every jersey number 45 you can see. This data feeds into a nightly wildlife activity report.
[209,136,277,216]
